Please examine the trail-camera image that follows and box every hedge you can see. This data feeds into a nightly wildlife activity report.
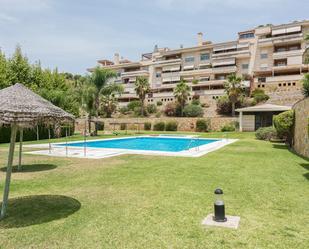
[165,121,178,131]
[0,124,74,143]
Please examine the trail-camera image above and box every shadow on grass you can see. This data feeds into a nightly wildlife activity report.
[299,163,309,181]
[272,144,288,150]
[0,164,57,173]
[0,195,81,228]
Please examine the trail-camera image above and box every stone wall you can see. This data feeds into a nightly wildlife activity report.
[75,117,237,133]
[293,97,309,158]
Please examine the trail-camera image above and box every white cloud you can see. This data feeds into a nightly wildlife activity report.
[0,0,51,12]
[0,13,18,23]
[154,0,283,12]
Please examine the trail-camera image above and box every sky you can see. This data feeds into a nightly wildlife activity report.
[0,0,308,75]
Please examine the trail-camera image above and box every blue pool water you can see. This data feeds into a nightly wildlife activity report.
[59,137,219,152]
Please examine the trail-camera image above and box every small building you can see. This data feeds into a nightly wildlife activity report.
[236,104,291,132]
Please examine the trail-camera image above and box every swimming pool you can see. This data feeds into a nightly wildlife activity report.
[59,137,219,152]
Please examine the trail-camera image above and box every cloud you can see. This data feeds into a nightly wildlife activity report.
[0,13,18,23]
[154,0,283,12]
[0,0,51,12]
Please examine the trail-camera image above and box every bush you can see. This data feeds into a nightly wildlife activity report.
[251,89,269,103]
[221,124,236,132]
[119,106,129,115]
[144,122,152,131]
[196,119,210,132]
[216,96,253,115]
[96,122,104,131]
[0,124,74,143]
[191,99,201,105]
[165,121,178,131]
[146,104,157,114]
[127,100,141,111]
[302,73,309,97]
[164,102,177,117]
[153,122,165,131]
[120,123,127,130]
[273,110,294,143]
[156,101,163,106]
[255,126,277,141]
[155,111,162,118]
[183,104,204,117]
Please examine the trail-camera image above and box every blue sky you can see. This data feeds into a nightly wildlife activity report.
[0,0,308,74]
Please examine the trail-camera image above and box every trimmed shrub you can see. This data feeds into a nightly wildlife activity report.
[97,122,104,131]
[273,110,294,144]
[144,122,152,131]
[155,111,162,118]
[196,119,210,132]
[127,100,141,111]
[120,123,127,130]
[165,121,178,131]
[156,101,163,106]
[251,89,269,103]
[146,104,157,114]
[164,102,177,117]
[153,122,165,131]
[183,104,204,117]
[255,126,277,141]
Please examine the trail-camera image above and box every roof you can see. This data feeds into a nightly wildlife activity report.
[236,104,292,112]
[0,83,74,126]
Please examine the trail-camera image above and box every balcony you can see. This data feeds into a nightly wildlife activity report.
[194,89,225,96]
[254,74,302,83]
[212,65,237,74]
[121,70,149,78]
[273,49,304,60]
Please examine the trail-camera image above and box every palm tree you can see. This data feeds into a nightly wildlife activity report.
[134,76,150,116]
[224,74,243,117]
[174,80,191,116]
[101,83,124,118]
[81,82,96,134]
[90,67,116,135]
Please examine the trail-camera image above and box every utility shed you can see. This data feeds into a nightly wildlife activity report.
[236,104,291,132]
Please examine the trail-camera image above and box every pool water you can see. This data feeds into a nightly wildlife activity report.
[59,137,219,152]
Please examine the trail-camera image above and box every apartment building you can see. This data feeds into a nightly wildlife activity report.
[89,20,309,115]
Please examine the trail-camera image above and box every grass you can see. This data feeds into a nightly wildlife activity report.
[0,132,308,248]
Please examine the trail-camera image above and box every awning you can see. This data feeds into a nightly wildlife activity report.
[183,65,194,70]
[272,26,301,36]
[236,104,292,112]
[213,58,236,67]
[162,65,180,72]
[213,44,237,52]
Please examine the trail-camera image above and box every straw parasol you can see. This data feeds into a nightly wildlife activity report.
[0,83,74,219]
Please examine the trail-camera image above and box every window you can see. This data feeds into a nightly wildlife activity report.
[292,82,296,86]
[156,72,161,78]
[242,64,249,70]
[258,77,266,83]
[260,53,268,59]
[239,33,254,39]
[200,53,210,61]
[184,56,195,63]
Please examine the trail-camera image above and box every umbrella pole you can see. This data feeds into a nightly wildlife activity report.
[84,119,87,157]
[65,127,68,157]
[0,124,18,219]
[48,126,51,154]
[18,128,23,171]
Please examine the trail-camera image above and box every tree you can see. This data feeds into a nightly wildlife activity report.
[174,80,191,116]
[0,50,10,89]
[8,45,32,87]
[134,76,150,116]
[302,73,309,97]
[89,67,116,135]
[101,83,124,118]
[224,74,244,117]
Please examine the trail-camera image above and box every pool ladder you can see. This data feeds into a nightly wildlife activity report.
[187,139,200,152]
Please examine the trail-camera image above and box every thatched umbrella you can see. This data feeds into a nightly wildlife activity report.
[0,83,74,219]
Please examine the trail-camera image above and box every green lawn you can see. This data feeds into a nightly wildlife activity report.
[0,132,308,249]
